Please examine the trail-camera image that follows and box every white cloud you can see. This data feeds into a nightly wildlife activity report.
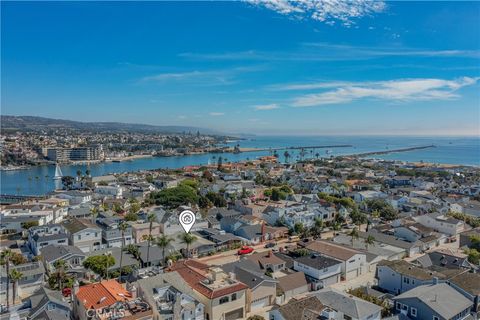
[141,66,263,85]
[209,112,225,116]
[246,0,386,26]
[291,77,479,107]
[253,103,280,110]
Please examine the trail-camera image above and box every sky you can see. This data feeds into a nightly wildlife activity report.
[1,1,479,136]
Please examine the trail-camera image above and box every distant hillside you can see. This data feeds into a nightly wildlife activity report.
[0,115,225,135]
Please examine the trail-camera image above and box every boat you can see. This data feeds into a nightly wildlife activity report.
[53,163,63,180]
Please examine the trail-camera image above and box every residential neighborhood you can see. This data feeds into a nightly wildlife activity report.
[1,155,479,320]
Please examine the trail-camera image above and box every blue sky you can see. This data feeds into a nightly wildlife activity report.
[1,1,479,135]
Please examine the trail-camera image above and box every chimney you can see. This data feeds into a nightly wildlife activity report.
[128,283,137,299]
[267,250,272,258]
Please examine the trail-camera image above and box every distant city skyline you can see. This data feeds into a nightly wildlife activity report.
[2,1,479,136]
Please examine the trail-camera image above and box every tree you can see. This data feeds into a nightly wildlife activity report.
[9,252,27,266]
[465,248,480,265]
[365,235,376,250]
[148,185,198,208]
[310,218,324,239]
[145,213,156,267]
[21,221,39,229]
[294,222,305,236]
[350,227,359,246]
[198,196,213,209]
[90,206,99,224]
[125,244,140,260]
[350,209,368,225]
[118,222,128,282]
[179,233,197,258]
[205,192,227,207]
[156,235,173,264]
[0,249,12,310]
[52,259,68,291]
[83,255,115,279]
[9,269,23,305]
[124,212,138,222]
[129,202,141,215]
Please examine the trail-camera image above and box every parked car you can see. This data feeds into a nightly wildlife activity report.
[237,246,254,255]
[62,287,72,297]
[264,242,276,248]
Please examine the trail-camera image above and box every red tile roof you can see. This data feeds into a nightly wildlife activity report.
[76,279,132,310]
[168,260,248,299]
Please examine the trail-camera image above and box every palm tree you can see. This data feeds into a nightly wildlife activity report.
[9,269,23,306]
[179,233,197,258]
[90,206,99,224]
[156,235,173,264]
[53,259,67,291]
[105,253,113,280]
[1,249,12,310]
[365,235,376,250]
[145,213,156,267]
[350,227,359,246]
[118,222,128,281]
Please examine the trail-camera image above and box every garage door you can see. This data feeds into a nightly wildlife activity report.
[346,269,358,280]
[251,296,269,309]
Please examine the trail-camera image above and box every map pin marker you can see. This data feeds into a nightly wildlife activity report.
[179,210,196,233]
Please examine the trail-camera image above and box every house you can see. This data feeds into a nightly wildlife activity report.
[27,224,69,256]
[451,200,480,218]
[73,279,153,320]
[376,260,450,295]
[386,176,413,187]
[94,184,123,198]
[63,218,102,253]
[136,272,205,320]
[41,244,87,275]
[56,191,92,205]
[129,221,162,244]
[316,287,382,320]
[13,287,71,320]
[269,296,326,320]
[232,265,277,312]
[357,230,422,257]
[195,228,242,251]
[293,253,342,290]
[354,190,387,203]
[414,249,475,270]
[96,217,134,248]
[305,240,367,280]
[414,212,465,236]
[86,247,139,276]
[247,251,286,273]
[168,260,248,320]
[169,232,216,258]
[0,261,45,301]
[447,272,480,312]
[392,282,472,320]
[276,272,309,303]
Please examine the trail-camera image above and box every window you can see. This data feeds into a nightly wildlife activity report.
[433,317,439,320]
[231,293,237,301]
[219,297,229,304]
[344,315,352,320]
[402,305,408,311]
[396,303,401,311]
[77,235,81,240]
[411,308,417,317]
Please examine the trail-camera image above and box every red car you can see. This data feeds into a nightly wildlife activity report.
[237,246,254,255]
[62,288,72,297]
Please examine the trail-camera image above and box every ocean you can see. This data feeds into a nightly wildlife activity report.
[1,136,478,196]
